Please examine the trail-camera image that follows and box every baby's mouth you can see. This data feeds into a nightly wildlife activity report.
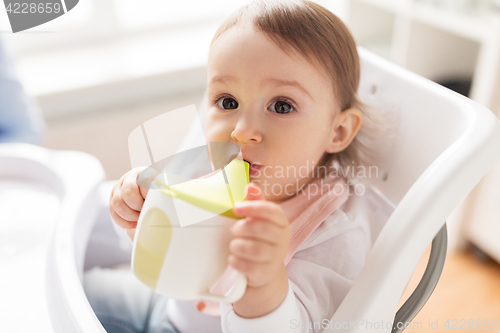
[247,163,261,177]
[236,153,262,177]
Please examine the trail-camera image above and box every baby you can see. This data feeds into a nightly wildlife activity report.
[85,0,382,332]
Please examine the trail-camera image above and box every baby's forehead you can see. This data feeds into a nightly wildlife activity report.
[208,26,334,94]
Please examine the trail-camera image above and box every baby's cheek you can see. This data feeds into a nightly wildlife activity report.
[204,120,228,141]
[203,126,218,143]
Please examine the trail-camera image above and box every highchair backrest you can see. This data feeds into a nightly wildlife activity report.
[322,47,500,332]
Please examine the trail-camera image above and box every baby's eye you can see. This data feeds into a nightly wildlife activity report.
[217,97,239,110]
[269,100,294,114]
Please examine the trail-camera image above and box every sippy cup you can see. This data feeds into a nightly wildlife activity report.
[131,157,249,303]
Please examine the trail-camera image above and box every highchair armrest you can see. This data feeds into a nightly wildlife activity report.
[391,223,447,333]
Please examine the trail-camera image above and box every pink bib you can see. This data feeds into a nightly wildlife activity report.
[190,173,350,316]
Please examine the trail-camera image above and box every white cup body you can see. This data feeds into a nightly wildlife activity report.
[132,187,241,301]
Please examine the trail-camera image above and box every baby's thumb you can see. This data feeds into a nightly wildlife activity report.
[244,182,264,201]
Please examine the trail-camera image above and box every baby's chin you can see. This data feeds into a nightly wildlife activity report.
[249,177,306,201]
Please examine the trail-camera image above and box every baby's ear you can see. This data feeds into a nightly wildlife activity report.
[326,108,363,153]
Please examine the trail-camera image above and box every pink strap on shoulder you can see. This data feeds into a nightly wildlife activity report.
[191,174,350,316]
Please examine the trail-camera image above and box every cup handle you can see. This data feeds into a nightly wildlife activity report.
[198,271,247,303]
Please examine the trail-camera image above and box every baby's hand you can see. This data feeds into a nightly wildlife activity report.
[109,166,152,230]
[229,183,291,289]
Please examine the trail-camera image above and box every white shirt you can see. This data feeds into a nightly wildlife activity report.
[165,191,373,333]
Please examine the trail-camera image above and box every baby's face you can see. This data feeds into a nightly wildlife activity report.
[205,23,339,202]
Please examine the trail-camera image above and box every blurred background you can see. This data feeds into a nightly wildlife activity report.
[2,0,500,330]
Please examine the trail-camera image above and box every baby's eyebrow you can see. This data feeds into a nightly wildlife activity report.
[264,78,312,100]
[209,75,239,85]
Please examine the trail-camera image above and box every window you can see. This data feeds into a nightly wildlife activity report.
[113,0,252,31]
[2,0,337,56]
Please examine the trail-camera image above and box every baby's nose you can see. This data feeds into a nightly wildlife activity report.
[231,115,262,143]
[231,125,262,143]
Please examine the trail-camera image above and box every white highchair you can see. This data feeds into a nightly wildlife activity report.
[1,47,499,333]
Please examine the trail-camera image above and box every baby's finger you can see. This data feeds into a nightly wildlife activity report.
[228,255,279,288]
[122,176,145,211]
[233,201,287,228]
[229,238,275,263]
[110,176,125,203]
[231,218,280,246]
[136,166,156,199]
[109,204,137,229]
[110,187,141,222]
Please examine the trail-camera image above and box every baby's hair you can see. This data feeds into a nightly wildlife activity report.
[210,0,392,182]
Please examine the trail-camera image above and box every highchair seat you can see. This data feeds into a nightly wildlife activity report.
[1,46,499,333]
